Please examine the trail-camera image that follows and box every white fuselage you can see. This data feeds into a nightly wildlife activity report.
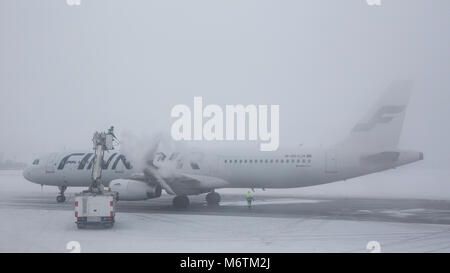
[23,147,423,192]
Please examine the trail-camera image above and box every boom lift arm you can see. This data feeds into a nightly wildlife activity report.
[90,131,115,193]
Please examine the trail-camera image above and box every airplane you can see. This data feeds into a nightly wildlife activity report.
[23,81,423,208]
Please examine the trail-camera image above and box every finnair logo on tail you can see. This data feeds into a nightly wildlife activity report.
[353,105,405,132]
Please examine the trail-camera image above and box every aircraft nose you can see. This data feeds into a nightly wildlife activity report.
[23,167,33,182]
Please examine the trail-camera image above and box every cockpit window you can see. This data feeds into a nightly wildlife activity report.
[32,159,39,165]
[190,162,200,170]
[176,159,183,169]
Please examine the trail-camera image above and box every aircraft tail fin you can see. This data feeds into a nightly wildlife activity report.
[336,80,413,153]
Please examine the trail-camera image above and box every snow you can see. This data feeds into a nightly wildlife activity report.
[1,207,450,253]
[1,169,450,252]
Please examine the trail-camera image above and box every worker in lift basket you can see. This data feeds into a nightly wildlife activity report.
[107,126,117,139]
[246,190,254,210]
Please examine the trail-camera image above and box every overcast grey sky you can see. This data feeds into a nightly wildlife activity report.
[0,0,449,168]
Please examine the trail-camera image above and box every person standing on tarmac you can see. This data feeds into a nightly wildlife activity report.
[246,190,254,209]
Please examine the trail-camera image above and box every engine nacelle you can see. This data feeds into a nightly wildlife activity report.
[109,179,162,201]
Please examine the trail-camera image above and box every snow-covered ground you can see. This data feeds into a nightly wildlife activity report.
[1,168,450,252]
[2,207,450,253]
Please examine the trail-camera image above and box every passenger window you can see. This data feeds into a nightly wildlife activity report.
[32,159,39,165]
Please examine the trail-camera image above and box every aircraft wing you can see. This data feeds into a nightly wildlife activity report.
[133,135,229,195]
[143,166,229,196]
[116,169,177,195]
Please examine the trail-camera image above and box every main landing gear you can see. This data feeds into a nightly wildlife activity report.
[205,191,221,207]
[173,195,190,209]
[172,191,222,209]
[56,186,67,203]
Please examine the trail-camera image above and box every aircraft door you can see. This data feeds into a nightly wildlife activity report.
[45,154,57,173]
[325,150,338,173]
[218,156,231,178]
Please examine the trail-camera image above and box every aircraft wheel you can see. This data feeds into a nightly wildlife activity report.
[173,195,190,209]
[56,195,66,203]
[206,192,221,206]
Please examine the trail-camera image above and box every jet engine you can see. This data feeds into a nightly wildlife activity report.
[109,179,162,201]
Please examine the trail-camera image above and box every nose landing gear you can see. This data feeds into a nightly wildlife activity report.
[56,186,67,203]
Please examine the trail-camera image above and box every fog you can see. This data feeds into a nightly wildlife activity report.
[0,0,449,169]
